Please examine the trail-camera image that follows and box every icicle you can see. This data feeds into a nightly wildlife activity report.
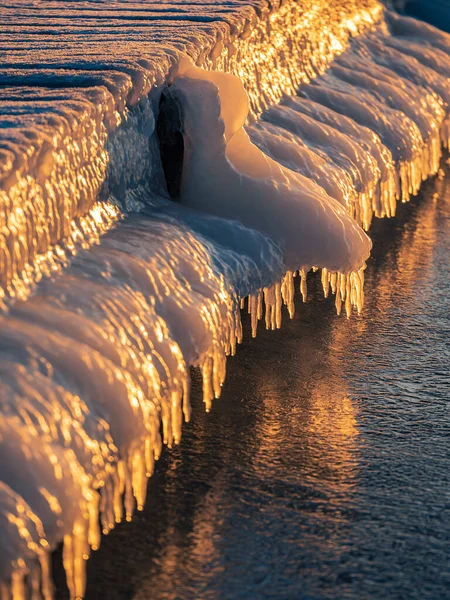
[263,285,279,331]
[72,519,88,600]
[124,463,135,523]
[281,271,295,319]
[87,491,101,550]
[257,292,263,321]
[29,568,40,600]
[62,534,76,600]
[113,462,126,526]
[131,448,147,511]
[235,309,243,345]
[275,282,282,330]
[248,293,260,338]
[300,269,308,303]
[335,289,343,316]
[345,276,352,318]
[330,272,337,295]
[201,356,214,412]
[38,553,53,600]
[321,268,330,298]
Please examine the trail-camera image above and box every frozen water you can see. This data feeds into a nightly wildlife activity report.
[0,1,450,597]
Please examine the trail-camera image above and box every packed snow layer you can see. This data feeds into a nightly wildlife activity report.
[1,0,450,598]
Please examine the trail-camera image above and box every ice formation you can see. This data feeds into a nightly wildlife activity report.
[170,61,371,275]
[1,1,450,598]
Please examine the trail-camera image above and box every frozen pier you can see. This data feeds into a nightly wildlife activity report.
[1,1,450,597]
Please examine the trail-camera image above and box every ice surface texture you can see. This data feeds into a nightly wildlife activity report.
[0,0,382,299]
[1,1,450,598]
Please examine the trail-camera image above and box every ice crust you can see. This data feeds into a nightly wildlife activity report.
[1,1,450,598]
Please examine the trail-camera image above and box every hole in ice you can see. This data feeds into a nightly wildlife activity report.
[156,88,185,201]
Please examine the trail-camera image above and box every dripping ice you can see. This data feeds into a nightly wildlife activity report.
[0,3,450,598]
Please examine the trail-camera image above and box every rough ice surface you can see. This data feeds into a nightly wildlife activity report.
[1,1,450,597]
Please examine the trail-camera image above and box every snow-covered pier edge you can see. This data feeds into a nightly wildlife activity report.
[0,0,383,303]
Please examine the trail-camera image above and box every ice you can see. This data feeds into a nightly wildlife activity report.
[0,0,382,299]
[1,1,450,598]
[0,207,284,599]
[170,62,371,274]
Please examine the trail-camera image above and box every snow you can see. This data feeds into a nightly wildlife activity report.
[0,1,450,597]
